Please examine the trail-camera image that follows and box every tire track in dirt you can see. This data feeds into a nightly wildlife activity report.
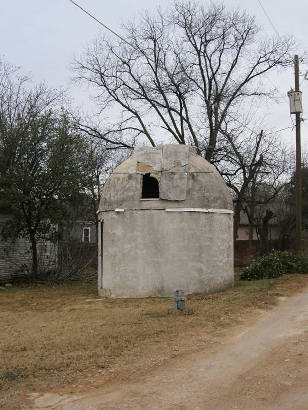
[32,290,308,410]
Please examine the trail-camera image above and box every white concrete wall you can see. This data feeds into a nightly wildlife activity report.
[99,209,233,298]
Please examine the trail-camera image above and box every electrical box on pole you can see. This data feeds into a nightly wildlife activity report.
[287,90,303,114]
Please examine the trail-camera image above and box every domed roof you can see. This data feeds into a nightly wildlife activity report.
[99,145,232,211]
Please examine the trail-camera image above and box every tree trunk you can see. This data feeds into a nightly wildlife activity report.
[258,210,274,255]
[29,230,38,280]
[233,201,242,242]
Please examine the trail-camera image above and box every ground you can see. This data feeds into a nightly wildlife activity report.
[1,274,308,409]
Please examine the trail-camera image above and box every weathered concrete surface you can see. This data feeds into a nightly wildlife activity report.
[135,146,162,173]
[98,144,233,298]
[162,144,189,171]
[100,145,232,211]
[159,172,188,201]
[100,210,233,298]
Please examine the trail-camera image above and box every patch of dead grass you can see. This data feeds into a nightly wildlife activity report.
[1,275,308,409]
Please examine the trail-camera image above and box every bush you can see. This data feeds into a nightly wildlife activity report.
[240,250,308,281]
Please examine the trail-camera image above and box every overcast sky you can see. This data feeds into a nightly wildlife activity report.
[1,0,308,150]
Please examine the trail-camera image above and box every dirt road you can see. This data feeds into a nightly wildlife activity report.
[32,288,308,410]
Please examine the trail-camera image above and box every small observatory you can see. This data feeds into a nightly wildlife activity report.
[98,145,233,298]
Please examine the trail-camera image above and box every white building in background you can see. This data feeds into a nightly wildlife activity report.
[0,215,57,283]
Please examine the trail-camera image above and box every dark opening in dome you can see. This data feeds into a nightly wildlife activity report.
[142,173,159,198]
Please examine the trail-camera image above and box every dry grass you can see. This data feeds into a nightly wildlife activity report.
[1,274,308,409]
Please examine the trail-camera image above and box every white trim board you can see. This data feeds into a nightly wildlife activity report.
[99,208,233,214]
[165,208,233,214]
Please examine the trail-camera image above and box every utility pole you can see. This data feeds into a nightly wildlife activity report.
[294,54,302,253]
[288,55,303,253]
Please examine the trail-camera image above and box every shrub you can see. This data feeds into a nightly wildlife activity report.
[240,250,308,281]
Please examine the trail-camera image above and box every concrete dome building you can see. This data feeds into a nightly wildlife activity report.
[98,145,233,298]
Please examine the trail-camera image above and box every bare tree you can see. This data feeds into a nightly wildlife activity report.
[68,135,131,243]
[75,1,293,162]
[220,122,290,244]
[82,139,113,241]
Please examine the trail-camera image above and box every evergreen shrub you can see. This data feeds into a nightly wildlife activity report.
[240,250,308,281]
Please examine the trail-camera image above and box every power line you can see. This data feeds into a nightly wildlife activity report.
[256,0,280,38]
[67,0,158,66]
[267,125,294,135]
[68,0,296,140]
[228,112,294,136]
[68,0,134,48]
[256,1,299,134]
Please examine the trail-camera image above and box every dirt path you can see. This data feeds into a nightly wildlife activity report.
[31,288,308,410]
